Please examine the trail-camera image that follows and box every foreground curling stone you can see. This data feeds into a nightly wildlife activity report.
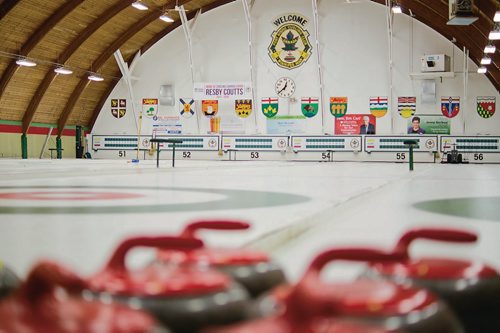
[86,235,250,333]
[365,228,500,333]
[245,247,463,333]
[157,220,286,297]
[0,261,167,333]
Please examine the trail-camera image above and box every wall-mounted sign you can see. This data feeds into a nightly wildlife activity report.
[398,96,416,118]
[193,82,252,100]
[152,116,181,135]
[179,98,195,118]
[335,114,376,135]
[268,13,312,70]
[330,97,347,118]
[301,97,318,118]
[235,99,253,118]
[111,99,126,119]
[407,115,450,135]
[369,96,388,118]
[476,96,495,119]
[142,98,158,118]
[202,100,219,117]
[441,96,460,118]
[262,97,279,118]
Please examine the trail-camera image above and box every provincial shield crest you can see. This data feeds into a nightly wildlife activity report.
[142,98,158,118]
[441,96,460,118]
[180,98,195,118]
[235,99,253,118]
[370,96,388,118]
[262,97,278,118]
[111,99,126,119]
[301,97,319,118]
[202,100,218,117]
[330,97,347,118]
[268,13,312,70]
[398,97,416,118]
[477,96,496,119]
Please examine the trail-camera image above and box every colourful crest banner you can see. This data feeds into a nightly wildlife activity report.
[370,96,388,118]
[441,96,460,118]
[398,96,416,118]
[477,96,496,119]
[301,97,319,118]
[330,97,347,118]
[235,99,253,118]
[262,97,279,118]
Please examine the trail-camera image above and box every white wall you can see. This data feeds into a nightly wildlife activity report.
[93,0,499,136]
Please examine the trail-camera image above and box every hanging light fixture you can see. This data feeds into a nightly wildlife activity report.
[88,73,104,81]
[494,10,500,22]
[480,56,492,65]
[132,1,148,10]
[477,67,487,74]
[489,23,500,40]
[15,58,36,67]
[391,4,402,14]
[484,44,496,54]
[54,66,73,75]
[159,12,174,23]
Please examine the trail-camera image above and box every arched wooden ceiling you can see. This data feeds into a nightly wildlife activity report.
[0,0,498,135]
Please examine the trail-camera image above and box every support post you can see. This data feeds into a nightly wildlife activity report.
[385,0,395,132]
[179,6,201,134]
[312,0,326,133]
[404,140,417,171]
[56,136,62,159]
[114,50,140,160]
[462,47,468,134]
[242,0,258,133]
[21,133,28,159]
[39,127,53,159]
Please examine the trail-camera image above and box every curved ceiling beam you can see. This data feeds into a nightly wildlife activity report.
[22,0,135,133]
[57,1,191,134]
[0,0,85,102]
[90,0,237,131]
[0,0,19,21]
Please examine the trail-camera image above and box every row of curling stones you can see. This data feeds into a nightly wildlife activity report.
[240,227,500,333]
[0,219,288,333]
[206,247,463,333]
[0,260,20,299]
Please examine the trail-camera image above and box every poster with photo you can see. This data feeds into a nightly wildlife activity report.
[335,114,376,135]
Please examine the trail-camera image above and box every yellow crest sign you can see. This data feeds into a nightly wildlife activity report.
[268,13,312,70]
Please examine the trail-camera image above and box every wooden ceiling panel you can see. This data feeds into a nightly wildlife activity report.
[0,1,65,59]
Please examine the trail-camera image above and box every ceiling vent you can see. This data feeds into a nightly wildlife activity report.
[448,0,478,25]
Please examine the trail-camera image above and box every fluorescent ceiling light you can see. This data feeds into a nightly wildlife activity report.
[159,14,174,23]
[88,74,104,82]
[132,1,148,10]
[477,67,487,74]
[490,23,500,40]
[494,11,500,22]
[54,66,73,75]
[480,56,492,65]
[490,31,500,40]
[392,5,402,14]
[15,58,36,67]
[484,44,496,53]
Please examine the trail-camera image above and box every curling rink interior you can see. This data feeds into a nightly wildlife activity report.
[1,158,499,281]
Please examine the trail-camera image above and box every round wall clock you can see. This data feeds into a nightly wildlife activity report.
[275,77,296,98]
